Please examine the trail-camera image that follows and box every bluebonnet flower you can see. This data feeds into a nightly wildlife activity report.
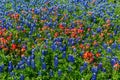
[51,44,57,51]
[30,54,35,59]
[54,56,58,68]
[40,56,44,63]
[0,64,4,73]
[73,48,77,52]
[85,33,89,38]
[113,56,118,61]
[12,40,15,43]
[18,61,24,66]
[31,48,35,54]
[58,69,62,76]
[29,31,32,35]
[31,59,36,69]
[42,50,47,55]
[26,59,31,66]
[68,54,75,63]
[80,66,84,73]
[96,27,102,33]
[10,72,15,77]
[21,56,27,61]
[18,39,21,43]
[98,49,102,53]
[42,62,46,70]
[49,69,53,77]
[79,51,84,56]
[59,46,63,52]
[83,62,88,68]
[38,71,42,76]
[91,67,98,73]
[101,68,106,72]
[68,66,72,72]
[109,33,113,38]
[62,45,67,51]
[62,51,66,58]
[8,61,13,72]
[98,62,102,69]
[111,59,116,66]
[111,42,117,49]
[71,41,76,46]
[118,44,120,50]
[20,74,24,80]
[118,60,120,64]
[82,40,85,44]
[107,47,112,53]
[91,73,97,80]
[19,65,25,69]
[114,30,117,35]
[37,34,41,38]
[34,9,40,14]
[59,46,66,52]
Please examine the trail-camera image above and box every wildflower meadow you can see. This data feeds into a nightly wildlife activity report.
[0,0,120,80]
